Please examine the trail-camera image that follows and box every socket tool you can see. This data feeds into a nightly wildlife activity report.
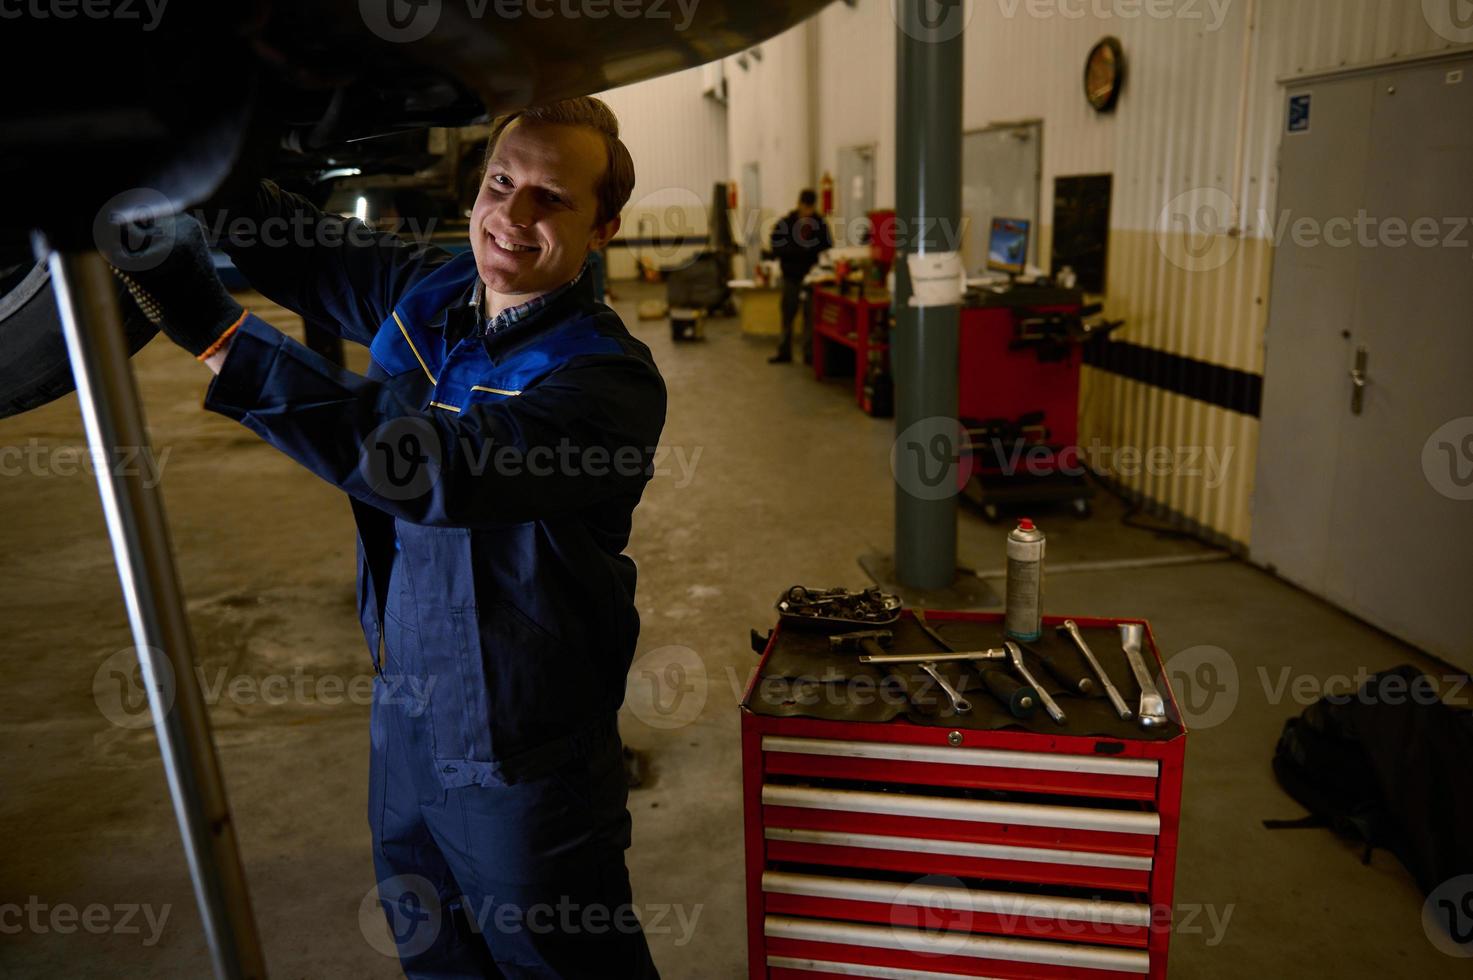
[1060,620,1132,720]
[781,585,901,630]
[838,622,972,715]
[911,609,1021,715]
[1005,641,1066,725]
[1119,623,1168,728]
[859,649,1007,665]
[855,653,976,715]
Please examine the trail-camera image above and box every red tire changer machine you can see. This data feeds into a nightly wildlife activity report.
[959,217,1122,521]
[741,587,1187,979]
[958,286,1122,522]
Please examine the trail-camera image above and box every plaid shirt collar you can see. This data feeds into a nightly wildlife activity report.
[471,260,587,337]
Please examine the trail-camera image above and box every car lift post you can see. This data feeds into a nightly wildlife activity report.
[37,238,267,980]
[892,0,964,589]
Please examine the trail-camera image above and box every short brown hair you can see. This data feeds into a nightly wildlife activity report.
[483,97,635,226]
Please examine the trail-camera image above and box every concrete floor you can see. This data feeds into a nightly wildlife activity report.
[0,280,1463,978]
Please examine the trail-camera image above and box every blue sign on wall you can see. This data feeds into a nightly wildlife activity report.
[1288,94,1312,134]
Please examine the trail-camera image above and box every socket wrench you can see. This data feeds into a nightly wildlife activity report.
[1005,642,1066,725]
[1119,623,1168,728]
[859,649,1006,665]
[1060,620,1132,720]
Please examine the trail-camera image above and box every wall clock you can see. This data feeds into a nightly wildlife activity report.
[1085,37,1125,112]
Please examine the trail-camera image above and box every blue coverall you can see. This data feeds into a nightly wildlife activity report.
[208,183,666,977]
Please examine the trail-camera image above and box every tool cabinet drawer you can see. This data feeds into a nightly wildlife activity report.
[762,824,1153,892]
[741,611,1185,980]
[761,872,1152,948]
[763,917,1151,979]
[760,782,1157,892]
[761,735,1161,801]
[763,783,1159,850]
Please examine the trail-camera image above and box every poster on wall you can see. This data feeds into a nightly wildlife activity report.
[1052,174,1113,295]
[1288,93,1312,134]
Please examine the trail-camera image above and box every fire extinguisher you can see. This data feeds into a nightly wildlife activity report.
[727,180,738,210]
[819,171,834,216]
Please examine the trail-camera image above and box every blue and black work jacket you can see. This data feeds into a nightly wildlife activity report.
[206,182,666,786]
[769,209,833,281]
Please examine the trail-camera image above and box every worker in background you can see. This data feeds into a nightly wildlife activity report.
[767,188,832,364]
[111,97,663,978]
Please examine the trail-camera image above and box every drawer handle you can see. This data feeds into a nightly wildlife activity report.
[763,784,1161,836]
[762,735,1160,778]
[765,916,1150,974]
[762,870,1151,927]
[764,826,1153,871]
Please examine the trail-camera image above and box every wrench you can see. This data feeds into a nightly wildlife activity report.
[918,662,972,715]
[1005,642,1066,725]
[1119,623,1168,728]
[1060,620,1132,720]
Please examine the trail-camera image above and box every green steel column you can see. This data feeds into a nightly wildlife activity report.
[893,0,964,588]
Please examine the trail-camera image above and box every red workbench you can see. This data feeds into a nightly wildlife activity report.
[811,289,1084,439]
[741,609,1187,979]
[811,285,890,407]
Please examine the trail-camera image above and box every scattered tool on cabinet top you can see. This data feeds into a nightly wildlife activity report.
[741,588,1188,979]
[751,521,1183,738]
[1060,618,1133,721]
[776,584,901,630]
[753,597,1180,738]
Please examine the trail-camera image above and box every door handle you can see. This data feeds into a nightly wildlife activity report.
[1349,346,1368,415]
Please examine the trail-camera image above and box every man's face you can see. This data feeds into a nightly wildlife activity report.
[798,202,816,218]
[470,119,620,301]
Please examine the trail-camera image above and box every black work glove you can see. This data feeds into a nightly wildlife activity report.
[109,212,246,360]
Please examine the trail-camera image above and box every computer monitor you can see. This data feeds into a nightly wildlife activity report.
[986,217,1031,277]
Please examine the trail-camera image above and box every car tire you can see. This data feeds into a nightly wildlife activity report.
[0,257,157,421]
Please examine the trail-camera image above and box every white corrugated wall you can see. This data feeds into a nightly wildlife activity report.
[597,3,1469,543]
[791,0,1469,546]
[1068,0,1469,546]
[815,0,898,217]
[598,66,728,278]
[724,24,816,264]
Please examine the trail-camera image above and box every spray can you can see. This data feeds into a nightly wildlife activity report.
[1005,518,1045,642]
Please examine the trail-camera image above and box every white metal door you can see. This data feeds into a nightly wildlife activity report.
[740,160,762,278]
[1254,58,1473,669]
[961,123,1041,274]
[836,143,875,246]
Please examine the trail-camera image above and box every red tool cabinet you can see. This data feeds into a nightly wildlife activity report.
[741,611,1186,979]
[958,304,1082,445]
[811,285,890,407]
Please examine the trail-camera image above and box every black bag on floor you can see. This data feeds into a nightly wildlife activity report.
[1268,664,1473,894]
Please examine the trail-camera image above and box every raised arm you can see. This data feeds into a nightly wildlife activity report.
[203,314,667,527]
[209,180,445,347]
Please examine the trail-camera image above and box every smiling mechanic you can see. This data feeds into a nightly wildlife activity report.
[116,97,665,977]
